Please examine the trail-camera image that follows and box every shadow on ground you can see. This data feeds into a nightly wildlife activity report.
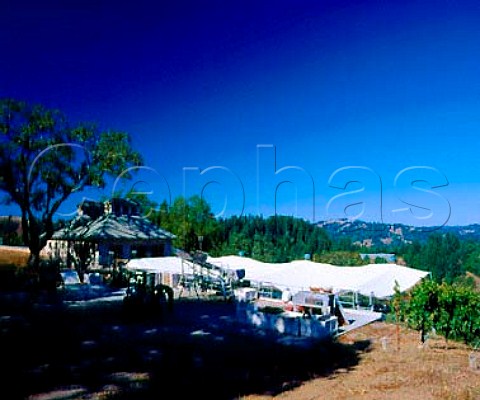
[0,292,371,400]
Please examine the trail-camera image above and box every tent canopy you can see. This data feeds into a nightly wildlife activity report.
[125,254,430,298]
[208,255,430,298]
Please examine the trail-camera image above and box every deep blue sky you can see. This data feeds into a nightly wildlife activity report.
[2,0,480,226]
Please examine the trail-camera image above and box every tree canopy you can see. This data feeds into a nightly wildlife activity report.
[149,197,333,263]
[0,98,142,267]
[150,196,218,252]
[401,233,463,283]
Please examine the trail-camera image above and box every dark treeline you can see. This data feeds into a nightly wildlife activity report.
[398,233,480,284]
[149,196,333,263]
[214,214,332,263]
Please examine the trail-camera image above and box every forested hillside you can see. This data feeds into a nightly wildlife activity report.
[317,218,480,247]
[214,214,332,262]
[149,196,333,263]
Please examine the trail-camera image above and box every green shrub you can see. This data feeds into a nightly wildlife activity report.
[395,279,480,346]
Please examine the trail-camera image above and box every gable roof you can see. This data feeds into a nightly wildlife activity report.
[52,214,175,244]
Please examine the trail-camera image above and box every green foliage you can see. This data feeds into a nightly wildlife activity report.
[405,279,440,343]
[460,240,480,276]
[149,200,332,262]
[149,196,219,253]
[401,233,463,283]
[315,251,368,266]
[0,98,142,266]
[401,279,480,346]
[216,214,332,263]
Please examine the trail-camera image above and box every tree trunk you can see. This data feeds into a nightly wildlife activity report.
[28,227,57,292]
[27,228,43,272]
[28,250,41,270]
[421,321,426,344]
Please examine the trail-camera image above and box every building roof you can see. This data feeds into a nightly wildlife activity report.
[52,213,175,244]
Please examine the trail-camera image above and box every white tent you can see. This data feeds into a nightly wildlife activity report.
[125,255,430,298]
[207,255,430,298]
[126,256,190,274]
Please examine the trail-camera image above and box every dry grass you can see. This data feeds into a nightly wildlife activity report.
[243,322,480,400]
[466,272,480,292]
[0,245,30,268]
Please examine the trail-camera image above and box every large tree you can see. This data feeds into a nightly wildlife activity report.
[150,195,219,253]
[0,98,143,269]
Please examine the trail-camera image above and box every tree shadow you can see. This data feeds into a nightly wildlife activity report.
[0,297,372,400]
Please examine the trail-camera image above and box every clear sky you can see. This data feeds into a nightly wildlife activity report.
[1,0,480,226]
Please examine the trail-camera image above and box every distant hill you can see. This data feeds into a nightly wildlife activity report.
[316,219,480,248]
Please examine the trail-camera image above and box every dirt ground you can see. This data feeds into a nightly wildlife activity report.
[0,292,479,400]
[244,322,480,400]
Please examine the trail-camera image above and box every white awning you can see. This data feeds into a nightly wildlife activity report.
[124,255,430,298]
[207,255,430,298]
